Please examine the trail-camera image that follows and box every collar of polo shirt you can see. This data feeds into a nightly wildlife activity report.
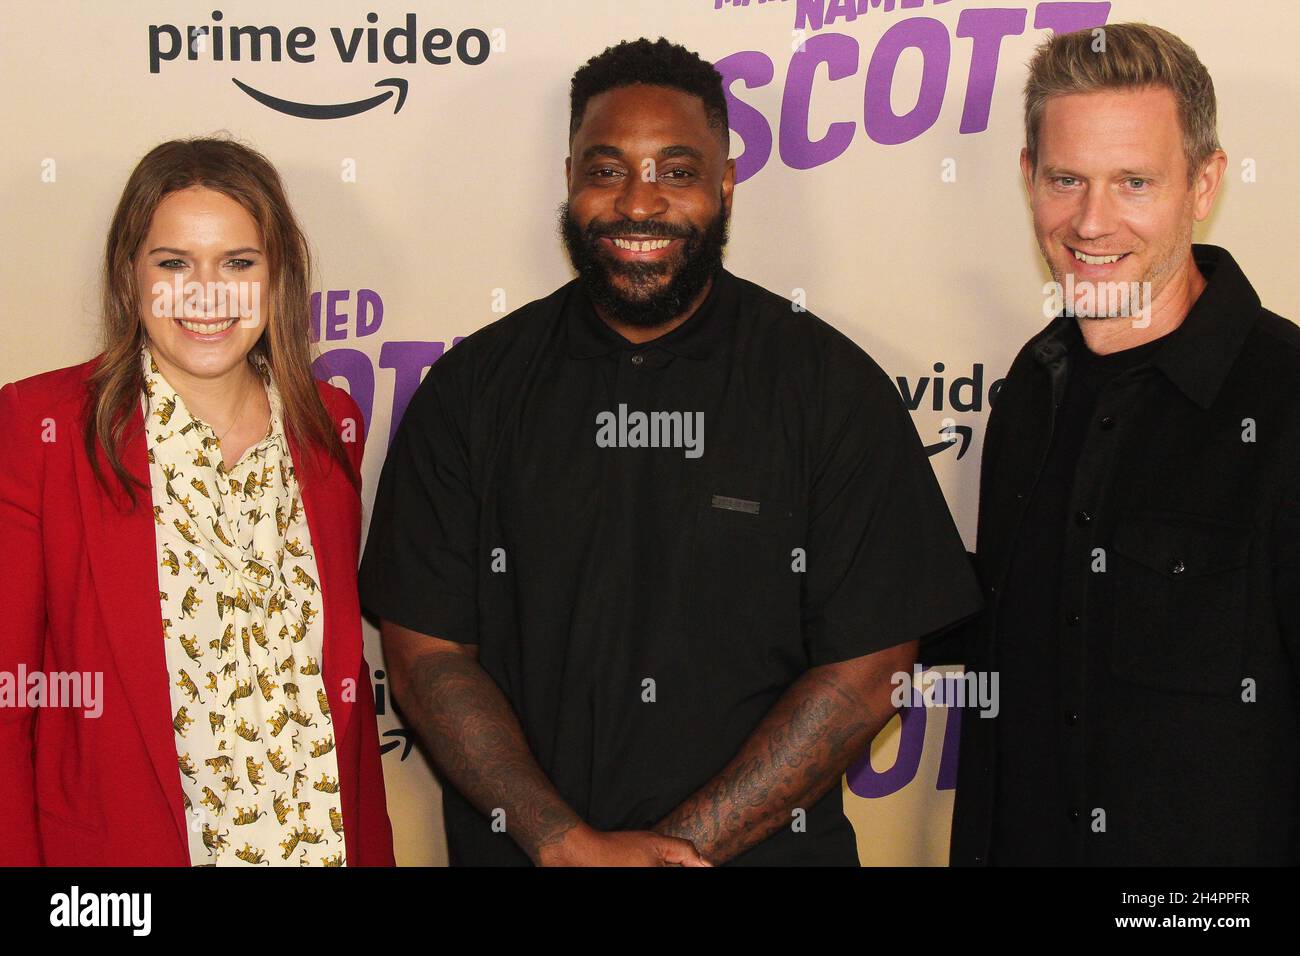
[565,266,739,361]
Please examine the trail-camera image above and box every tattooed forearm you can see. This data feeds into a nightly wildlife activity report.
[394,641,581,863]
[655,642,916,864]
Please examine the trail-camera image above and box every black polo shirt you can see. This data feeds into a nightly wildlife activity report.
[950,245,1300,866]
[360,266,982,866]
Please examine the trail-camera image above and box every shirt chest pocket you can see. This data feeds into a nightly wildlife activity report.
[686,490,803,668]
[1109,513,1251,697]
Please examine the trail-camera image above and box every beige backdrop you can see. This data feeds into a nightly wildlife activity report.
[3,0,1296,865]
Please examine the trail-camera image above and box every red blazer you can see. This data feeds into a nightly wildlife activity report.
[0,357,395,866]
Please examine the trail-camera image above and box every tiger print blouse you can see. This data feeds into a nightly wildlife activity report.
[142,346,347,866]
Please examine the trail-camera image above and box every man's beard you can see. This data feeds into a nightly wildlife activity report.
[559,198,729,328]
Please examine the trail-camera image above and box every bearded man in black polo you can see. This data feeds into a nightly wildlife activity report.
[362,37,980,866]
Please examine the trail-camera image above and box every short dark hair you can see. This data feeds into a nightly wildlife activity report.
[569,37,730,150]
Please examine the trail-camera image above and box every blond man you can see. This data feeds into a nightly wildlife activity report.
[951,23,1300,866]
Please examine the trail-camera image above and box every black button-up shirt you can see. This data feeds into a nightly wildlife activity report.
[950,245,1300,865]
[360,267,981,865]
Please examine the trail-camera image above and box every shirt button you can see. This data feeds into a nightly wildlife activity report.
[1075,510,1093,527]
[1169,559,1186,574]
[630,353,644,366]
[1099,415,1116,430]
[1066,612,1080,626]
[1065,712,1078,725]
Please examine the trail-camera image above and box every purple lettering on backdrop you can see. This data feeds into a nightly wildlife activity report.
[1034,0,1112,33]
[311,288,385,340]
[793,0,827,32]
[312,348,375,435]
[716,50,774,184]
[722,2,1112,180]
[307,287,471,453]
[325,289,350,341]
[314,338,467,452]
[356,288,383,336]
[793,0,823,31]
[380,340,444,448]
[794,0,957,34]
[780,32,858,170]
[956,7,1027,133]
[864,18,950,145]
[846,685,926,798]
[824,0,856,25]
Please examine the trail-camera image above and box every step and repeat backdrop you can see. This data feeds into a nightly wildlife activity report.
[3,0,1296,865]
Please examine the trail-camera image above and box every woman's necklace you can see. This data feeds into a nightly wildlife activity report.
[216,363,260,446]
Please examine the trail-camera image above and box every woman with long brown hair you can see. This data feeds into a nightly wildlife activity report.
[0,137,394,866]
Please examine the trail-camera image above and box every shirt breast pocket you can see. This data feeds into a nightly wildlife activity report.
[687,490,802,667]
[1109,512,1251,697]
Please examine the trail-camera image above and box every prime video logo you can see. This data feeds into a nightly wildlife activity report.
[146,12,493,120]
[896,362,1004,460]
[50,886,151,936]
